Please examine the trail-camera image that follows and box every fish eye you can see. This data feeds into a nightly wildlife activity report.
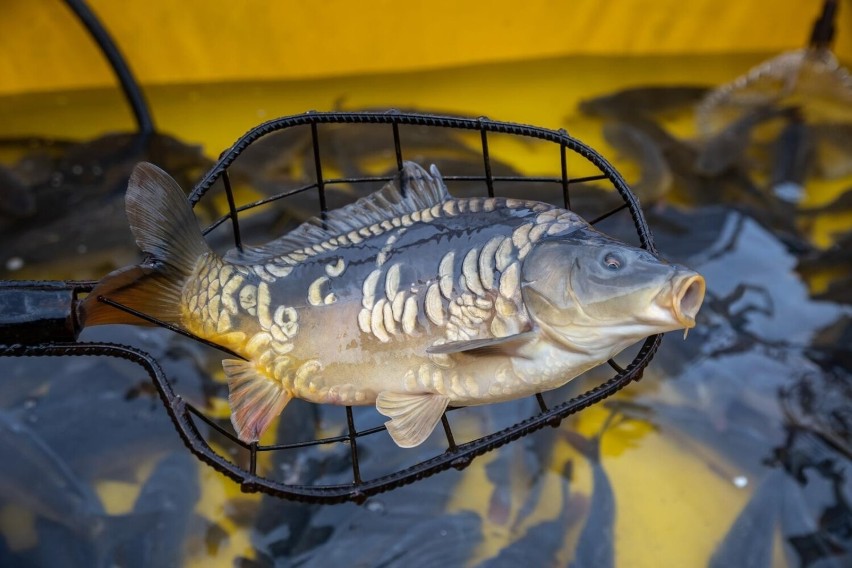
[603,253,622,270]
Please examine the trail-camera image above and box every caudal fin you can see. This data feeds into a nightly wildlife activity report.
[78,163,211,327]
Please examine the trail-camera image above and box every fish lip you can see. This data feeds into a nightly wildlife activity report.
[672,272,705,328]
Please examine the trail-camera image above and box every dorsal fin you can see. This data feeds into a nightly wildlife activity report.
[225,162,450,264]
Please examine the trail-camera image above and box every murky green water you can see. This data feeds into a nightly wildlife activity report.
[1,52,850,567]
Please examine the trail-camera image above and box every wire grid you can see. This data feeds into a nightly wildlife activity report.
[0,111,662,503]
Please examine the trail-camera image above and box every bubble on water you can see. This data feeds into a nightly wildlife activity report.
[733,475,748,488]
[71,164,84,176]
[5,257,24,271]
[77,244,88,254]
[365,499,385,513]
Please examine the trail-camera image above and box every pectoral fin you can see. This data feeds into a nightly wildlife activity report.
[426,331,536,358]
[376,391,450,448]
[223,359,292,443]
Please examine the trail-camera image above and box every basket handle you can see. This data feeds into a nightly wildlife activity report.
[0,281,84,344]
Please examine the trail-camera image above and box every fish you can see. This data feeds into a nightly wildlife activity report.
[696,46,852,135]
[602,121,673,203]
[577,85,710,120]
[769,110,814,203]
[0,410,104,528]
[0,411,158,567]
[0,131,214,279]
[114,453,200,568]
[708,468,786,568]
[481,460,581,568]
[79,161,705,448]
[694,105,791,177]
[563,416,619,568]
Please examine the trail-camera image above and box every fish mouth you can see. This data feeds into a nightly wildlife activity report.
[672,273,706,328]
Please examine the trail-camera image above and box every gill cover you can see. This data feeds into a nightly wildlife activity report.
[521,231,676,329]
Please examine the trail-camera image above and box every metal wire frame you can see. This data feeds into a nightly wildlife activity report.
[0,111,662,503]
[63,0,155,134]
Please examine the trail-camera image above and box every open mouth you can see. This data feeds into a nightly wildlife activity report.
[672,273,706,328]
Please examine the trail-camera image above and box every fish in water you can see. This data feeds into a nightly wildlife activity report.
[602,121,673,203]
[79,162,705,448]
[694,105,793,177]
[577,85,710,120]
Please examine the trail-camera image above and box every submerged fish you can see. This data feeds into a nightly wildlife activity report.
[79,162,705,448]
[578,85,710,120]
[694,105,791,177]
[602,121,673,203]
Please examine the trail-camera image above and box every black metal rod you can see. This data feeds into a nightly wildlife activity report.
[392,122,404,171]
[809,0,838,49]
[535,393,549,413]
[607,358,625,373]
[590,203,629,226]
[221,170,243,252]
[186,403,244,445]
[479,120,495,198]
[96,296,247,360]
[63,0,155,135]
[310,122,328,215]
[249,442,258,475]
[441,414,457,451]
[345,406,362,484]
[560,140,571,210]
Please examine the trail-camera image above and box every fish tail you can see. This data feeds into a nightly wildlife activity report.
[78,162,212,327]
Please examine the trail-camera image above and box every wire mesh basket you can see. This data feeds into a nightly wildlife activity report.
[0,110,661,503]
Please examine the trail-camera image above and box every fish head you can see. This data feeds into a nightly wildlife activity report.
[520,229,705,351]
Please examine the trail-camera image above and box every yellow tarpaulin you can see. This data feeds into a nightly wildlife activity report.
[2,0,850,95]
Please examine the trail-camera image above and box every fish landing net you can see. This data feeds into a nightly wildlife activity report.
[0,111,661,504]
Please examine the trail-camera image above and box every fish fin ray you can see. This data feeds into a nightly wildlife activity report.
[223,359,291,443]
[225,162,450,263]
[78,163,212,327]
[376,391,450,448]
[426,331,536,358]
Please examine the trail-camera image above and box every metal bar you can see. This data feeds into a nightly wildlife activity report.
[310,122,328,215]
[0,282,80,344]
[590,203,629,226]
[607,359,625,373]
[186,403,244,444]
[63,0,155,135]
[392,122,404,171]
[479,120,495,197]
[345,406,362,484]
[95,296,247,360]
[441,414,457,451]
[221,170,243,253]
[259,423,388,451]
[560,139,571,210]
[535,393,549,413]
[249,442,258,475]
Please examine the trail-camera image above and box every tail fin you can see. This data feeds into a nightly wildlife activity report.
[79,163,211,327]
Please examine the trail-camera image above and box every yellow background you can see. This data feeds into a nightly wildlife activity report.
[2,0,850,95]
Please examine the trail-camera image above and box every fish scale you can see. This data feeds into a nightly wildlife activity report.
[80,161,705,449]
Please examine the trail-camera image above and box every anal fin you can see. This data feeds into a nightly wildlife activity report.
[223,359,292,443]
[376,391,450,448]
